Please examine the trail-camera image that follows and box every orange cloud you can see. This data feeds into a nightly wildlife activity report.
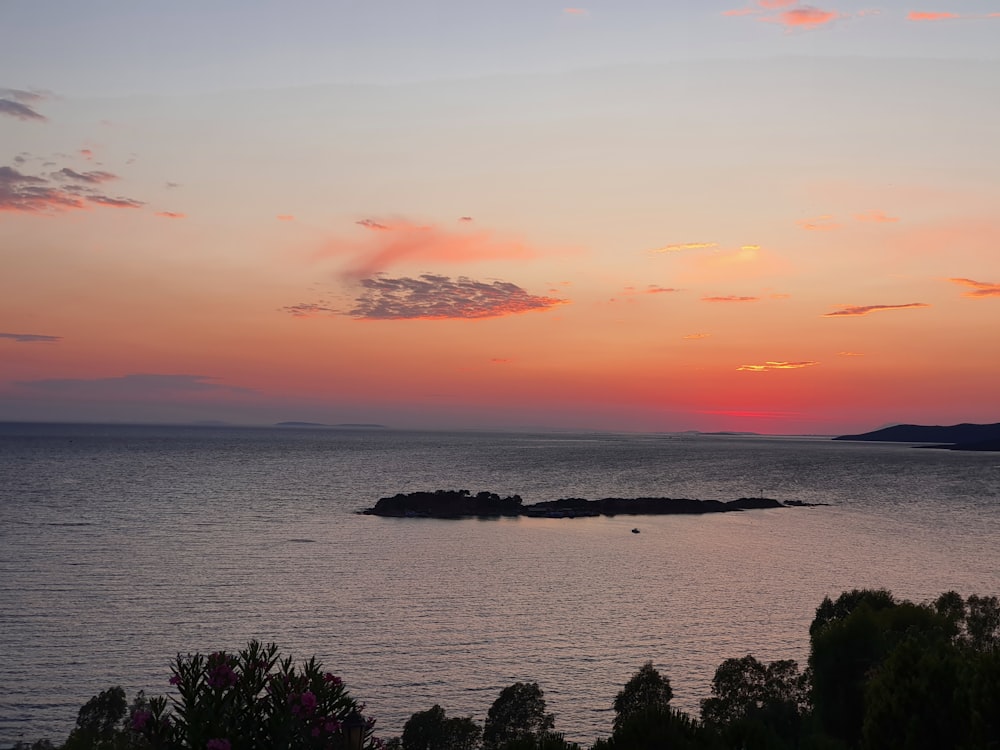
[563,7,589,15]
[948,278,1000,298]
[276,214,295,222]
[702,295,759,302]
[737,361,819,371]
[838,351,865,356]
[759,0,797,7]
[646,285,680,294]
[855,209,899,223]
[908,11,959,21]
[653,241,717,254]
[155,211,185,219]
[777,7,839,27]
[683,333,711,340]
[823,302,930,317]
[80,148,94,160]
[797,215,839,231]
[323,219,538,279]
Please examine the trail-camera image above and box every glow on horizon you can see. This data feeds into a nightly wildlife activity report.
[2,2,999,434]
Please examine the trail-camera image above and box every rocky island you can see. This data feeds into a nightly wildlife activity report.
[362,489,789,519]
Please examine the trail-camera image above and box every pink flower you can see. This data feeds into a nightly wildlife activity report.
[206,739,231,750]
[323,673,343,686]
[169,674,181,686]
[300,691,317,711]
[325,720,341,733]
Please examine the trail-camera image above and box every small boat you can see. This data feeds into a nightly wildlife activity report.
[631,528,640,534]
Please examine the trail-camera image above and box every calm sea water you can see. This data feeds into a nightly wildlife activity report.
[1,423,998,746]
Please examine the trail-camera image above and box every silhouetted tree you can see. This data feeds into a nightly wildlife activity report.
[482,683,554,750]
[700,655,809,748]
[401,704,481,750]
[612,661,674,732]
[809,592,952,747]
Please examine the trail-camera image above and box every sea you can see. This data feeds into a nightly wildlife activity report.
[1,422,998,746]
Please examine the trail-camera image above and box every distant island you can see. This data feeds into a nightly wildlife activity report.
[362,489,794,519]
[274,421,387,429]
[833,422,1000,451]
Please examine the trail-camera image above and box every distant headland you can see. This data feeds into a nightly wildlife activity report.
[361,489,802,519]
[833,422,1000,451]
[274,421,387,429]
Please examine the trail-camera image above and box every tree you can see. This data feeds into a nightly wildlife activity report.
[612,661,673,732]
[596,707,706,750]
[482,682,554,750]
[401,704,481,750]
[809,592,952,747]
[700,655,809,737]
[62,686,129,750]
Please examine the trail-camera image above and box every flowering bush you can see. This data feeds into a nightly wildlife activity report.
[131,640,383,750]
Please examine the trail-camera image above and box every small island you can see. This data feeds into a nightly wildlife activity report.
[362,489,789,519]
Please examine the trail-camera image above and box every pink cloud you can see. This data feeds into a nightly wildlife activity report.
[908,11,959,21]
[823,302,930,317]
[774,6,840,28]
[563,8,589,15]
[683,333,711,340]
[759,0,797,7]
[948,278,1000,298]
[276,214,295,222]
[80,148,94,160]
[322,218,538,279]
[155,211,186,219]
[702,295,759,303]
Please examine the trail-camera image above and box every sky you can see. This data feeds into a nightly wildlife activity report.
[2,0,999,434]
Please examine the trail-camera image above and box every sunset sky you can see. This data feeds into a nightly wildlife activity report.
[2,0,998,434]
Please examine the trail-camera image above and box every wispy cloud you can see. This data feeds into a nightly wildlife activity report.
[908,11,959,21]
[55,168,118,184]
[356,218,391,231]
[855,209,899,223]
[838,351,865,356]
[646,285,681,294]
[349,274,566,320]
[823,302,930,317]
[282,302,338,318]
[0,332,62,343]
[797,215,839,231]
[652,241,717,254]
[322,218,537,279]
[0,164,144,213]
[276,214,295,222]
[724,1,840,28]
[683,333,711,340]
[155,211,186,219]
[0,89,48,122]
[702,295,759,302]
[948,278,1000,298]
[775,7,840,28]
[737,360,819,371]
[563,8,589,16]
[87,195,144,209]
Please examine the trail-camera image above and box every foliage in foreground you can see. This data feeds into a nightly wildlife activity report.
[24,589,1000,750]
